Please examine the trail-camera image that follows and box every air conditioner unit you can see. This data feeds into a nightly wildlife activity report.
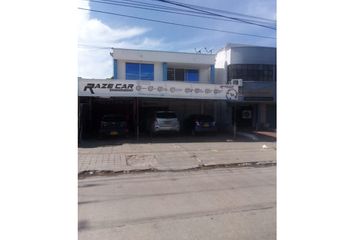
[242,110,252,119]
[231,79,243,86]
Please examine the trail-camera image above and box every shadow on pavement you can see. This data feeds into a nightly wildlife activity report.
[79,131,276,148]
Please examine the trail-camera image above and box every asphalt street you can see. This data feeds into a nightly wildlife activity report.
[79,165,276,240]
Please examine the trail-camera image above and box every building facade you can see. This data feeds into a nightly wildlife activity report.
[78,44,276,138]
[111,48,216,83]
[215,44,276,129]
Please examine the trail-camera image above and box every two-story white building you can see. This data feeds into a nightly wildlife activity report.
[112,48,216,83]
[78,44,276,138]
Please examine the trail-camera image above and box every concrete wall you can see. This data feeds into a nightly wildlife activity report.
[113,48,216,83]
[113,48,215,65]
[199,66,210,83]
[116,60,212,83]
[214,48,230,84]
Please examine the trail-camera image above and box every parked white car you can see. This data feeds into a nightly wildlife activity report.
[148,111,180,134]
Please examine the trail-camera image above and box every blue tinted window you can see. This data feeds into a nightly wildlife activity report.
[186,69,199,82]
[140,64,154,80]
[126,63,140,80]
[126,63,154,80]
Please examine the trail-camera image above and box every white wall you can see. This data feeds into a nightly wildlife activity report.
[214,48,230,84]
[113,48,215,65]
[154,63,163,82]
[117,61,212,83]
[199,67,210,83]
[117,60,125,80]
[215,46,276,84]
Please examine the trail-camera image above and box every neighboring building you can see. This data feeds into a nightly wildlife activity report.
[215,44,276,129]
[78,44,276,138]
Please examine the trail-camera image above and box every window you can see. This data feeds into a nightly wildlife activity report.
[186,69,199,82]
[167,68,199,82]
[227,64,274,83]
[167,68,175,81]
[126,63,154,80]
[126,63,139,80]
[140,64,154,80]
[175,69,185,81]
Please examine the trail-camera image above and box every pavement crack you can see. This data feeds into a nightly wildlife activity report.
[80,202,276,231]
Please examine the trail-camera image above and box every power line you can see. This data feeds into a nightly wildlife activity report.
[150,0,276,30]
[92,0,276,28]
[78,7,276,39]
[86,0,275,27]
[127,0,276,23]
[164,1,276,23]
[100,0,206,14]
[97,0,275,25]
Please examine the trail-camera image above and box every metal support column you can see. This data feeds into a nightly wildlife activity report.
[88,97,93,136]
[233,103,237,139]
[136,97,139,141]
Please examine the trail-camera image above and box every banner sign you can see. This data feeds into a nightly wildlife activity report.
[79,79,239,101]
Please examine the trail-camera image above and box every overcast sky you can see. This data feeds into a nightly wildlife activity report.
[78,0,276,78]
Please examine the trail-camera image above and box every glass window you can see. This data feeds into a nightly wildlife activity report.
[140,64,154,80]
[126,63,154,80]
[175,69,184,81]
[167,68,199,82]
[167,68,175,80]
[228,64,275,82]
[126,63,139,80]
[186,69,199,82]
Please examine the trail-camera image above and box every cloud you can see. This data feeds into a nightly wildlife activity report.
[77,1,163,78]
[79,19,148,44]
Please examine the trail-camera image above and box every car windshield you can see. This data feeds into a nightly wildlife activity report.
[102,115,126,122]
[193,115,214,121]
[156,112,177,119]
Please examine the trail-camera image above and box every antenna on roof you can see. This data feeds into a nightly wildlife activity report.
[195,48,202,54]
[204,47,213,54]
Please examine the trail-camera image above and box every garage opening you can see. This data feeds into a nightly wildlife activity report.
[79,96,226,141]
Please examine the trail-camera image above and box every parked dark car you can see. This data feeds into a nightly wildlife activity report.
[99,114,128,137]
[183,114,217,135]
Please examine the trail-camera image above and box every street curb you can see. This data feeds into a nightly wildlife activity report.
[237,132,259,141]
[78,160,276,179]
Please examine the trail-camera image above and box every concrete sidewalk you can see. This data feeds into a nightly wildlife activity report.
[78,138,276,173]
[254,131,276,140]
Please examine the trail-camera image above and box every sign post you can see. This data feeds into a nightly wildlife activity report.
[233,103,237,139]
[226,79,242,139]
